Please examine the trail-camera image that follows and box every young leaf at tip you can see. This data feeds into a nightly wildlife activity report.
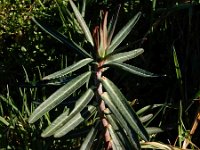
[107,12,142,55]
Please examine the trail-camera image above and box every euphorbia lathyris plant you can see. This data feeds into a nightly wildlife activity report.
[28,0,159,149]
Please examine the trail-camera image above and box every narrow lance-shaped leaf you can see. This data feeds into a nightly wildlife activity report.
[54,105,96,138]
[101,92,140,149]
[32,17,92,58]
[173,46,183,84]
[105,48,144,64]
[107,12,142,55]
[69,0,94,46]
[28,71,91,123]
[107,4,121,46]
[108,124,123,150]
[80,121,100,150]
[42,88,94,137]
[103,62,158,77]
[0,116,9,126]
[106,114,133,150]
[43,58,93,80]
[100,76,149,141]
[136,104,164,116]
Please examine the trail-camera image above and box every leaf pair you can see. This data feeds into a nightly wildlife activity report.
[100,76,149,149]
[28,71,91,124]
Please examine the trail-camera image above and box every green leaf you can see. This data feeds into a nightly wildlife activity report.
[69,0,94,46]
[106,114,133,150]
[139,114,153,123]
[103,62,158,77]
[136,104,164,116]
[43,58,93,80]
[107,4,121,45]
[107,12,142,55]
[54,105,96,138]
[101,93,140,149]
[41,88,94,137]
[108,124,124,150]
[173,46,183,85]
[146,127,164,135]
[0,116,9,126]
[80,121,100,150]
[105,48,144,64]
[28,71,91,123]
[32,17,92,58]
[100,77,149,141]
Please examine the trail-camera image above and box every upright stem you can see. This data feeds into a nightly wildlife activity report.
[96,62,112,149]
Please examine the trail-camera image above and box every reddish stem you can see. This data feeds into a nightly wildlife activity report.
[96,63,112,150]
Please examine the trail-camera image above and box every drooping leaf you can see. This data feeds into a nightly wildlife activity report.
[100,77,149,141]
[32,17,92,58]
[54,105,96,138]
[80,121,100,150]
[41,88,94,137]
[28,71,91,123]
[105,48,144,64]
[101,92,141,149]
[69,0,94,46]
[107,12,142,55]
[103,62,158,77]
[43,58,93,80]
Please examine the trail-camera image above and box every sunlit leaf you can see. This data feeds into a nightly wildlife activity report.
[69,0,94,46]
[43,58,93,80]
[100,77,149,141]
[32,17,92,58]
[28,71,91,123]
[105,48,144,64]
[41,88,94,137]
[103,62,158,77]
[107,12,142,55]
[54,105,96,138]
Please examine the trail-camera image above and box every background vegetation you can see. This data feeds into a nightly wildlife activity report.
[0,0,200,149]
